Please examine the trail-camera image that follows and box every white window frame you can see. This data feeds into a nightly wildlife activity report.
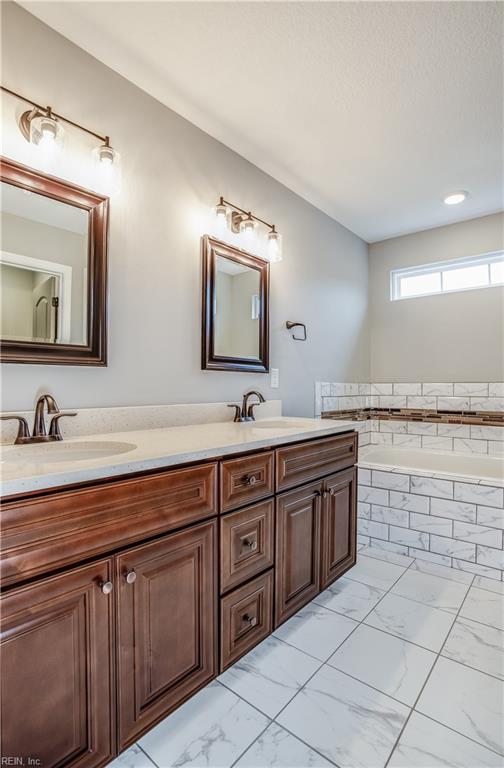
[390,250,504,301]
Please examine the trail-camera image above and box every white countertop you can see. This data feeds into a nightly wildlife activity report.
[0,416,358,497]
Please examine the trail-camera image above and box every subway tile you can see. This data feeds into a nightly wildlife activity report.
[470,425,504,441]
[370,383,393,395]
[358,501,371,519]
[359,383,371,396]
[358,519,389,540]
[357,534,371,547]
[422,383,454,396]
[453,521,503,549]
[453,558,503,580]
[330,383,346,396]
[371,470,410,491]
[422,436,453,451]
[371,504,409,527]
[392,434,422,448]
[489,383,504,397]
[322,397,338,411]
[389,526,429,550]
[470,397,504,412]
[358,485,389,505]
[410,512,453,537]
[453,383,488,397]
[371,432,393,446]
[407,422,437,436]
[343,383,360,396]
[453,438,488,454]
[430,497,476,523]
[379,420,408,433]
[359,432,371,447]
[454,482,503,508]
[411,476,453,499]
[476,546,504,570]
[437,396,470,411]
[320,382,331,397]
[430,535,476,561]
[390,490,430,514]
[477,505,504,530]
[437,423,471,438]
[367,539,411,558]
[338,396,367,410]
[406,397,437,409]
[358,468,371,485]
[393,383,422,396]
[488,441,504,456]
[409,548,452,567]
[369,395,380,408]
[379,396,408,408]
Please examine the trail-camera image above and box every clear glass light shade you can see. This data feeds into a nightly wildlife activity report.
[92,142,121,194]
[267,230,282,262]
[29,114,63,167]
[240,216,258,251]
[213,202,229,238]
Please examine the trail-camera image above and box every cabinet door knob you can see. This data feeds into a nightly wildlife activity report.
[125,570,137,584]
[242,538,257,552]
[243,613,257,627]
[243,474,257,487]
[100,581,114,595]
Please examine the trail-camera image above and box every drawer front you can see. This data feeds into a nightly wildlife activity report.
[276,432,357,491]
[220,500,274,593]
[220,570,273,671]
[1,463,218,587]
[220,451,274,512]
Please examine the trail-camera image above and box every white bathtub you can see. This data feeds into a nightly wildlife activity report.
[359,445,504,484]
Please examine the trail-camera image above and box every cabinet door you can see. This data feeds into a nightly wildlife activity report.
[116,520,216,749]
[320,467,357,590]
[1,559,114,768]
[274,481,321,627]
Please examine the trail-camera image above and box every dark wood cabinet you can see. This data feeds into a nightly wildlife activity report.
[0,559,114,768]
[220,451,274,512]
[220,500,274,593]
[220,570,273,671]
[275,481,322,626]
[320,468,357,590]
[116,520,216,749]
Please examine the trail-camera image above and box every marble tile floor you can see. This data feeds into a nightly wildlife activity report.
[108,547,504,768]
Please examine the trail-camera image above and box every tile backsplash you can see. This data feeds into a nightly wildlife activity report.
[316,382,504,455]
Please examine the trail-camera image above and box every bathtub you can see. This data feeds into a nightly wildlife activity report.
[357,445,504,581]
[359,445,504,484]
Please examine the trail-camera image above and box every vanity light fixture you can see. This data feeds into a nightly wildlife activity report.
[1,85,120,190]
[443,190,469,205]
[213,197,283,262]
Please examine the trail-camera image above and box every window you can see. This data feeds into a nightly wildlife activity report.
[390,251,504,301]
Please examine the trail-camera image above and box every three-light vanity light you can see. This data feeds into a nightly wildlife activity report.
[1,86,120,192]
[214,197,283,262]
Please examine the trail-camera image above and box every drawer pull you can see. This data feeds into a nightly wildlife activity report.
[125,570,137,585]
[100,581,114,595]
[243,474,258,487]
[242,613,258,627]
[242,538,258,552]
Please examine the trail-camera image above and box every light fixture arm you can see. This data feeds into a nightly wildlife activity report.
[1,85,110,144]
[219,197,276,231]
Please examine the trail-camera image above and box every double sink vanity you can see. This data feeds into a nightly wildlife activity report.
[1,401,358,768]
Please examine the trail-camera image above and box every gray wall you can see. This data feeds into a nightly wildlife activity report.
[369,212,504,382]
[0,3,369,416]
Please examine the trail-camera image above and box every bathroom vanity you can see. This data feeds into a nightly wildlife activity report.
[0,421,357,768]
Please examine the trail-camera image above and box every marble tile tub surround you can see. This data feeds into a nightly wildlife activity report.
[358,464,504,581]
[0,399,282,445]
[316,382,504,455]
[109,546,504,768]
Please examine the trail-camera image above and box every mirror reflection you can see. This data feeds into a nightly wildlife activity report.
[214,255,261,359]
[0,181,89,345]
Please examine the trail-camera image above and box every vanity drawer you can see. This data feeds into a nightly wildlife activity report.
[1,463,218,586]
[276,432,357,491]
[220,500,274,593]
[220,570,273,671]
[220,451,274,512]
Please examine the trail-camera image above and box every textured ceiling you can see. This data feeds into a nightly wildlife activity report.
[20,1,504,242]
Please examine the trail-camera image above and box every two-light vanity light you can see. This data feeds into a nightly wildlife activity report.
[1,86,120,193]
[214,197,283,262]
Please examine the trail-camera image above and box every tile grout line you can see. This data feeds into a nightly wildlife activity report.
[383,572,476,767]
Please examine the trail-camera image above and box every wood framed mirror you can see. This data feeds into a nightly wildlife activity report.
[0,157,108,365]
[202,236,269,373]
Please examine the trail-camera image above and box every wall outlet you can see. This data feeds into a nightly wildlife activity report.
[271,368,279,388]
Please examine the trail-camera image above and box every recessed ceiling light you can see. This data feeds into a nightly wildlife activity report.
[443,191,469,206]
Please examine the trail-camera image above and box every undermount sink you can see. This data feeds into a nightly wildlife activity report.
[2,440,137,465]
[250,419,315,429]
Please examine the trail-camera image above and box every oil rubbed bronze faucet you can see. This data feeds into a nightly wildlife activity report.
[1,394,76,444]
[228,390,266,422]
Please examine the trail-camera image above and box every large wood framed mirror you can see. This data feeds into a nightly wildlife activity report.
[202,236,269,373]
[0,157,108,365]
